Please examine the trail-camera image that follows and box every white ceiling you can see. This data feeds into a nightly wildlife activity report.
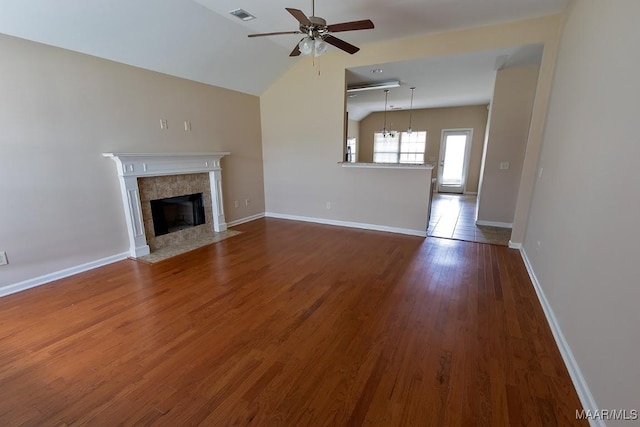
[0,0,568,96]
[346,43,544,121]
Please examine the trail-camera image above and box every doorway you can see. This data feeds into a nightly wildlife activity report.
[428,194,511,246]
[437,129,473,193]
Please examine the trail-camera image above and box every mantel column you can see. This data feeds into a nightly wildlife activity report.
[117,176,150,257]
[209,170,227,232]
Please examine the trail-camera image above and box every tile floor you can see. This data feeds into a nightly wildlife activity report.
[136,229,242,263]
[428,194,511,246]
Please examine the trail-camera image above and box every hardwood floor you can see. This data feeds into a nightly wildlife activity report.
[0,218,586,426]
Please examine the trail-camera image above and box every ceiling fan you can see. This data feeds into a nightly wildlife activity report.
[247,0,374,57]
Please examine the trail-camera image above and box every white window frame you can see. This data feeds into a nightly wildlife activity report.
[373,131,427,164]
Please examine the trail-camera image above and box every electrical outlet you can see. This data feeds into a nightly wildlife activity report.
[184,121,191,131]
[0,251,8,266]
[245,199,250,206]
[538,167,544,179]
[499,161,510,170]
[160,119,168,130]
[234,200,239,208]
[326,202,331,210]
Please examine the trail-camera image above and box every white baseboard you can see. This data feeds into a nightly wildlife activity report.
[0,252,129,298]
[227,212,265,228]
[265,212,427,237]
[476,220,513,228]
[508,240,522,249]
[518,248,602,427]
[463,191,478,195]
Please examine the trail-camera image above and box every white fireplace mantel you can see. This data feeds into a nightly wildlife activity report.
[103,152,230,258]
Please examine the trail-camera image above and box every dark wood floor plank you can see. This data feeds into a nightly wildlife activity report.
[0,218,586,426]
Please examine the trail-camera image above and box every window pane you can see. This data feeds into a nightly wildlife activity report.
[399,131,427,164]
[399,153,425,164]
[374,152,398,163]
[373,132,399,163]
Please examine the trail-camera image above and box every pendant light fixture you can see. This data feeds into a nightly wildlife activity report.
[407,87,416,134]
[382,89,389,137]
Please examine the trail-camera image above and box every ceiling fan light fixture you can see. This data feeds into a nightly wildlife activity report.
[298,37,328,57]
[314,39,328,56]
[298,37,314,55]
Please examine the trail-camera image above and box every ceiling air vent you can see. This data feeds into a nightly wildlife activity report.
[229,9,256,21]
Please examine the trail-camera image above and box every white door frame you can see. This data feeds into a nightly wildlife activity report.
[437,128,474,193]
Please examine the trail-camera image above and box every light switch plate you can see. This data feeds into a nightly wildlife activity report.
[500,161,510,170]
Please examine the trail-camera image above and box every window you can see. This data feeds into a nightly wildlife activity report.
[399,131,427,164]
[346,137,358,163]
[373,131,427,164]
[373,132,399,163]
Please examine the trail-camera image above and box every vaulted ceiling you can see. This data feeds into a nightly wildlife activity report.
[0,0,569,96]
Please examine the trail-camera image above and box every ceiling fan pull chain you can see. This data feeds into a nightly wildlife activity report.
[309,55,321,76]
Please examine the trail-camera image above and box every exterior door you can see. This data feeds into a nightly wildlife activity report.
[437,129,473,193]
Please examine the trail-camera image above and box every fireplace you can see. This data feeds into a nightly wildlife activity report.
[151,192,205,236]
[103,152,230,257]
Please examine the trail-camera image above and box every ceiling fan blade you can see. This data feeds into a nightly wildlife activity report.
[290,39,303,57]
[286,8,312,27]
[327,19,374,33]
[324,35,360,54]
[248,31,302,38]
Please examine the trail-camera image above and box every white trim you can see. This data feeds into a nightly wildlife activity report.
[0,252,129,298]
[102,152,230,178]
[508,240,522,249]
[463,191,478,195]
[475,220,512,228]
[265,212,427,237]
[518,248,602,427]
[227,212,265,227]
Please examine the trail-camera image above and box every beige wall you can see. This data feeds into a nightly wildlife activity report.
[358,105,488,193]
[261,14,563,237]
[0,33,265,288]
[524,0,640,420]
[347,119,359,139]
[477,65,540,225]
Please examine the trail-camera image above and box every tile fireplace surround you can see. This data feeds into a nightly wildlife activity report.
[103,152,230,258]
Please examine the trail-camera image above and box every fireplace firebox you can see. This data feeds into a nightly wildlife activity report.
[150,193,205,236]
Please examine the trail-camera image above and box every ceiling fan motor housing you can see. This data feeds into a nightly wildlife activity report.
[302,16,328,38]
